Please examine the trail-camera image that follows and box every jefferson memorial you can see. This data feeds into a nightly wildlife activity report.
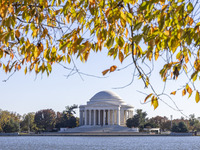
[79,91,134,126]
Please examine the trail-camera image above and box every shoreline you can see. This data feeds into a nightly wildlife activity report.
[0,132,194,136]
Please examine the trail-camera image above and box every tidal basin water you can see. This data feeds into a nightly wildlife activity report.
[0,136,200,150]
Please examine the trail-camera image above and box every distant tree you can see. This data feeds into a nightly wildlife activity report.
[126,109,147,129]
[160,120,171,131]
[20,113,37,132]
[171,123,179,132]
[144,122,157,128]
[171,122,188,133]
[65,104,78,117]
[3,118,19,133]
[55,105,78,129]
[126,118,134,128]
[188,114,200,132]
[34,109,56,132]
[0,110,20,133]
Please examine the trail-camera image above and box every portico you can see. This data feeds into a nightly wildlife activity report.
[79,91,134,126]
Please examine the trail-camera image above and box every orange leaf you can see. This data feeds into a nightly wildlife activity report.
[105,8,111,17]
[17,64,21,70]
[185,55,189,63]
[119,51,124,63]
[15,30,20,38]
[125,28,128,38]
[110,65,117,72]
[189,17,193,26]
[187,86,193,94]
[144,93,152,103]
[170,91,176,95]
[102,69,109,76]
[182,89,186,96]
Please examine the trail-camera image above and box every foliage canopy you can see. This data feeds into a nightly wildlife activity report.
[1,0,200,109]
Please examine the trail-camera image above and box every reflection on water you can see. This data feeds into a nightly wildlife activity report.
[0,136,199,150]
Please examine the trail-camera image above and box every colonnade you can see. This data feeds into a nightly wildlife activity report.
[79,108,133,126]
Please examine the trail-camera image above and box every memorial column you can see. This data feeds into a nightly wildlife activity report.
[89,109,91,125]
[94,109,96,125]
[113,109,115,125]
[85,109,87,125]
[108,109,110,125]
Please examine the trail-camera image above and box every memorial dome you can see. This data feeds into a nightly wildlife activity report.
[88,91,126,105]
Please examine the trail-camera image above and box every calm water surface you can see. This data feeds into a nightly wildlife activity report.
[0,136,200,150]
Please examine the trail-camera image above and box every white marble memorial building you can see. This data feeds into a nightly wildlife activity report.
[79,91,134,126]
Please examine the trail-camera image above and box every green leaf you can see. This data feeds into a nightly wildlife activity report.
[134,22,143,31]
[140,1,149,10]
[118,36,124,47]
[47,63,52,72]
[187,2,193,13]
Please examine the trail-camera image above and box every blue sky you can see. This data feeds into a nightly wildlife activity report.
[0,49,200,120]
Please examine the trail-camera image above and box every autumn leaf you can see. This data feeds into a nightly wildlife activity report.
[196,91,200,103]
[15,30,20,38]
[182,89,186,96]
[170,91,176,95]
[102,69,109,76]
[17,65,21,70]
[155,48,159,61]
[24,67,27,75]
[144,93,152,103]
[151,96,158,110]
[110,65,117,72]
[186,85,193,95]
[125,28,128,38]
[119,51,124,63]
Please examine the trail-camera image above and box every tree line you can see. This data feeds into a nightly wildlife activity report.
[1,107,200,133]
[0,105,79,133]
[126,109,200,133]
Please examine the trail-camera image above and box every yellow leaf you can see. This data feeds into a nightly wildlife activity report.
[144,93,152,103]
[162,5,168,11]
[196,91,200,103]
[35,63,38,72]
[160,0,165,5]
[102,69,109,76]
[182,89,186,96]
[67,55,71,63]
[8,5,14,14]
[110,65,117,72]
[125,28,128,38]
[164,30,169,36]
[89,0,95,4]
[133,48,137,55]
[170,91,176,95]
[24,66,27,75]
[155,47,159,61]
[151,96,158,110]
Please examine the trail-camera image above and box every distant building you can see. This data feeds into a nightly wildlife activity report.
[79,91,134,126]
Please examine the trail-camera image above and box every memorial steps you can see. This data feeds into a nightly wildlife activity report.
[59,125,138,133]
